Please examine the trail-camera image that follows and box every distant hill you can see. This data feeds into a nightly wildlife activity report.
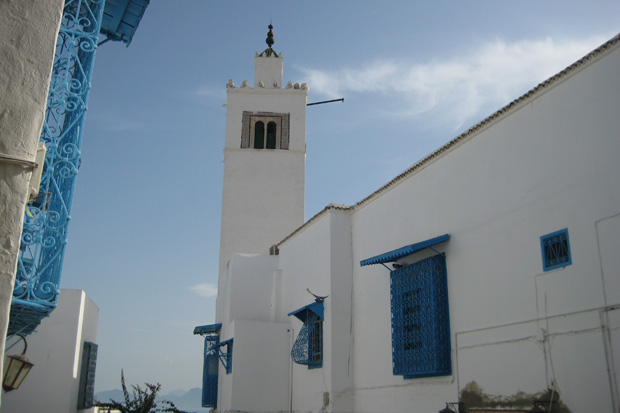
[94,388,123,404]
[95,387,209,412]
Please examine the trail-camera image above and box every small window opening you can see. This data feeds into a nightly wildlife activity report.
[541,228,572,271]
[266,122,277,149]
[254,121,265,149]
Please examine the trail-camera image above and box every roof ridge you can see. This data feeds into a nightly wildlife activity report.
[276,33,620,249]
[353,33,620,209]
[276,204,352,248]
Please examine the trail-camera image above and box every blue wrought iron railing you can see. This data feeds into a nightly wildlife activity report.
[8,0,106,337]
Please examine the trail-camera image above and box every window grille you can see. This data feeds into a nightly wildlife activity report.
[540,228,572,271]
[288,302,324,369]
[291,312,323,368]
[391,255,451,378]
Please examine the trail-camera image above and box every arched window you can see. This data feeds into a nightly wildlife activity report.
[254,121,265,149]
[242,112,289,149]
[266,122,277,149]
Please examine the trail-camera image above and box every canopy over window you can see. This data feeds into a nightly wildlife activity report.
[194,323,222,336]
[360,234,450,267]
[288,301,324,322]
[100,0,151,45]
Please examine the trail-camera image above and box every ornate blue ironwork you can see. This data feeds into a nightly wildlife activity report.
[290,309,323,369]
[9,0,106,337]
[540,228,572,272]
[391,255,451,378]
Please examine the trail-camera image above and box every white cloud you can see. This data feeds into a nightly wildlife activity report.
[300,35,608,130]
[190,283,218,298]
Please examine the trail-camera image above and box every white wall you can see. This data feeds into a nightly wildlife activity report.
[254,54,284,89]
[220,253,281,326]
[277,207,354,413]
[349,40,620,411]
[3,289,99,413]
[216,254,292,412]
[228,320,291,412]
[0,3,63,403]
[215,37,620,412]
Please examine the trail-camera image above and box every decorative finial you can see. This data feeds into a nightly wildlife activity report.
[266,23,275,49]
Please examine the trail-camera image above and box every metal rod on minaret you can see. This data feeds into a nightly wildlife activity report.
[307,98,345,106]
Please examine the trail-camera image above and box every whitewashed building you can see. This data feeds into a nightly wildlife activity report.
[195,30,620,413]
[3,289,99,413]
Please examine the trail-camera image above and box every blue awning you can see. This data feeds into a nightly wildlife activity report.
[288,301,324,322]
[193,323,222,336]
[100,0,150,45]
[360,234,450,266]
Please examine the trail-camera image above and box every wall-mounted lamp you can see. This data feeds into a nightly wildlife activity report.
[3,334,34,392]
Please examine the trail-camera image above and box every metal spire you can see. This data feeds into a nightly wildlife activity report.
[266,23,275,49]
[259,23,278,57]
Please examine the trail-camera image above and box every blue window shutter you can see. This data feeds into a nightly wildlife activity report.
[203,336,219,408]
[77,342,98,409]
[391,255,451,378]
[541,228,572,271]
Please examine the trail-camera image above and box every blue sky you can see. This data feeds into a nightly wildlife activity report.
[57,0,619,397]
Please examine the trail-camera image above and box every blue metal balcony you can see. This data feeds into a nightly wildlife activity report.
[9,0,150,337]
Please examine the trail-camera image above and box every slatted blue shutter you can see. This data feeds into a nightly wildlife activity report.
[77,342,98,409]
[203,336,219,408]
[391,255,451,378]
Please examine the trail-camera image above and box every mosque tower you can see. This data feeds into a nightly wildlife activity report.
[217,25,308,312]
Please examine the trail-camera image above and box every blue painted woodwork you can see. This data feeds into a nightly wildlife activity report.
[289,302,323,368]
[203,336,219,408]
[78,341,98,409]
[9,0,107,337]
[100,0,150,45]
[194,323,221,408]
[541,228,572,271]
[391,255,451,378]
[217,339,233,374]
[288,301,324,322]
[360,234,450,266]
[194,323,222,335]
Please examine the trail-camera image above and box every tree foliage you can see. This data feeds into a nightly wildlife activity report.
[96,370,187,413]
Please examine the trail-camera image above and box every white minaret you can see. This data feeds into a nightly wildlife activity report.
[216,25,308,317]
